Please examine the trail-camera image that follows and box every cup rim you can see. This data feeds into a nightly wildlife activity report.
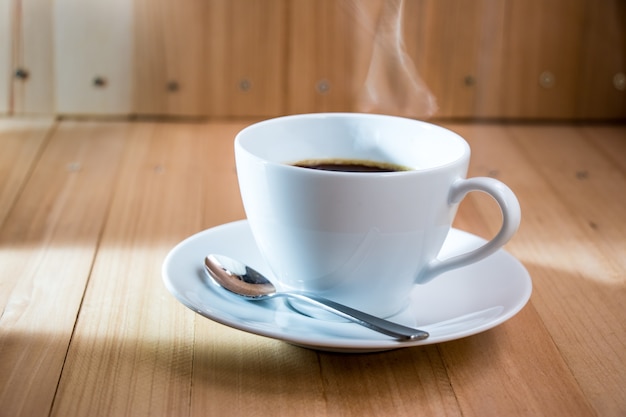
[235,112,470,175]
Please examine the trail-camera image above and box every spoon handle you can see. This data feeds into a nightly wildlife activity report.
[283,292,429,341]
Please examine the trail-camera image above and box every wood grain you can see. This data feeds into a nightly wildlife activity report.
[0,120,624,417]
[0,122,128,417]
[403,0,488,118]
[577,1,626,119]
[317,346,462,416]
[50,122,246,416]
[0,0,12,114]
[580,125,626,172]
[133,0,206,116]
[287,0,369,114]
[506,127,626,416]
[441,307,595,417]
[192,327,328,416]
[4,0,626,118]
[53,0,134,115]
[499,0,587,119]
[448,123,626,416]
[12,0,55,114]
[205,0,287,117]
[440,126,598,415]
[0,118,52,226]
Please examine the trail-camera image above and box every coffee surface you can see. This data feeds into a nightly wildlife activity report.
[293,158,410,173]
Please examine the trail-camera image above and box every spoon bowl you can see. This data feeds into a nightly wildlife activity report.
[204,254,429,341]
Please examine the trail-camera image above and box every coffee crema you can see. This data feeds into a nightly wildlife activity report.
[293,158,410,173]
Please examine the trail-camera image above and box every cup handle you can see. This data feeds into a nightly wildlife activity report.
[416,177,521,284]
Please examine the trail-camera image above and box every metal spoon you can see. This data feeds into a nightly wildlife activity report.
[204,254,429,341]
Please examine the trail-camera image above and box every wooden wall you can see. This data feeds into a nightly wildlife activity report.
[1,0,625,120]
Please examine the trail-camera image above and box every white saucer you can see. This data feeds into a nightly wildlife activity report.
[162,220,532,353]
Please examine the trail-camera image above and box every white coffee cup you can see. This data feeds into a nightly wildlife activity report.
[235,113,520,318]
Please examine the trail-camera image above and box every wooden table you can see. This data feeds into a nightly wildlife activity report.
[1,118,624,417]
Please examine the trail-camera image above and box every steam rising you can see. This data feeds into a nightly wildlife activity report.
[346,0,438,118]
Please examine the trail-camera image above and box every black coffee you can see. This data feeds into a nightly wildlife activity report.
[293,158,410,173]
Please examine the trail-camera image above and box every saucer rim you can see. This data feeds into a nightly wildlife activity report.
[162,220,532,352]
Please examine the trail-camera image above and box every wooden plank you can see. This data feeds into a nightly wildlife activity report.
[510,125,626,272]
[0,121,128,417]
[53,0,133,115]
[50,122,246,417]
[0,0,12,114]
[448,124,626,416]
[580,125,626,173]
[205,0,286,117]
[576,1,626,119]
[287,0,368,114]
[427,125,596,416]
[133,0,206,116]
[464,0,508,119]
[317,346,462,416]
[134,0,287,118]
[442,307,594,417]
[507,126,626,417]
[0,118,53,227]
[12,0,55,114]
[499,0,587,119]
[1,119,621,416]
[403,0,489,118]
[191,326,328,416]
